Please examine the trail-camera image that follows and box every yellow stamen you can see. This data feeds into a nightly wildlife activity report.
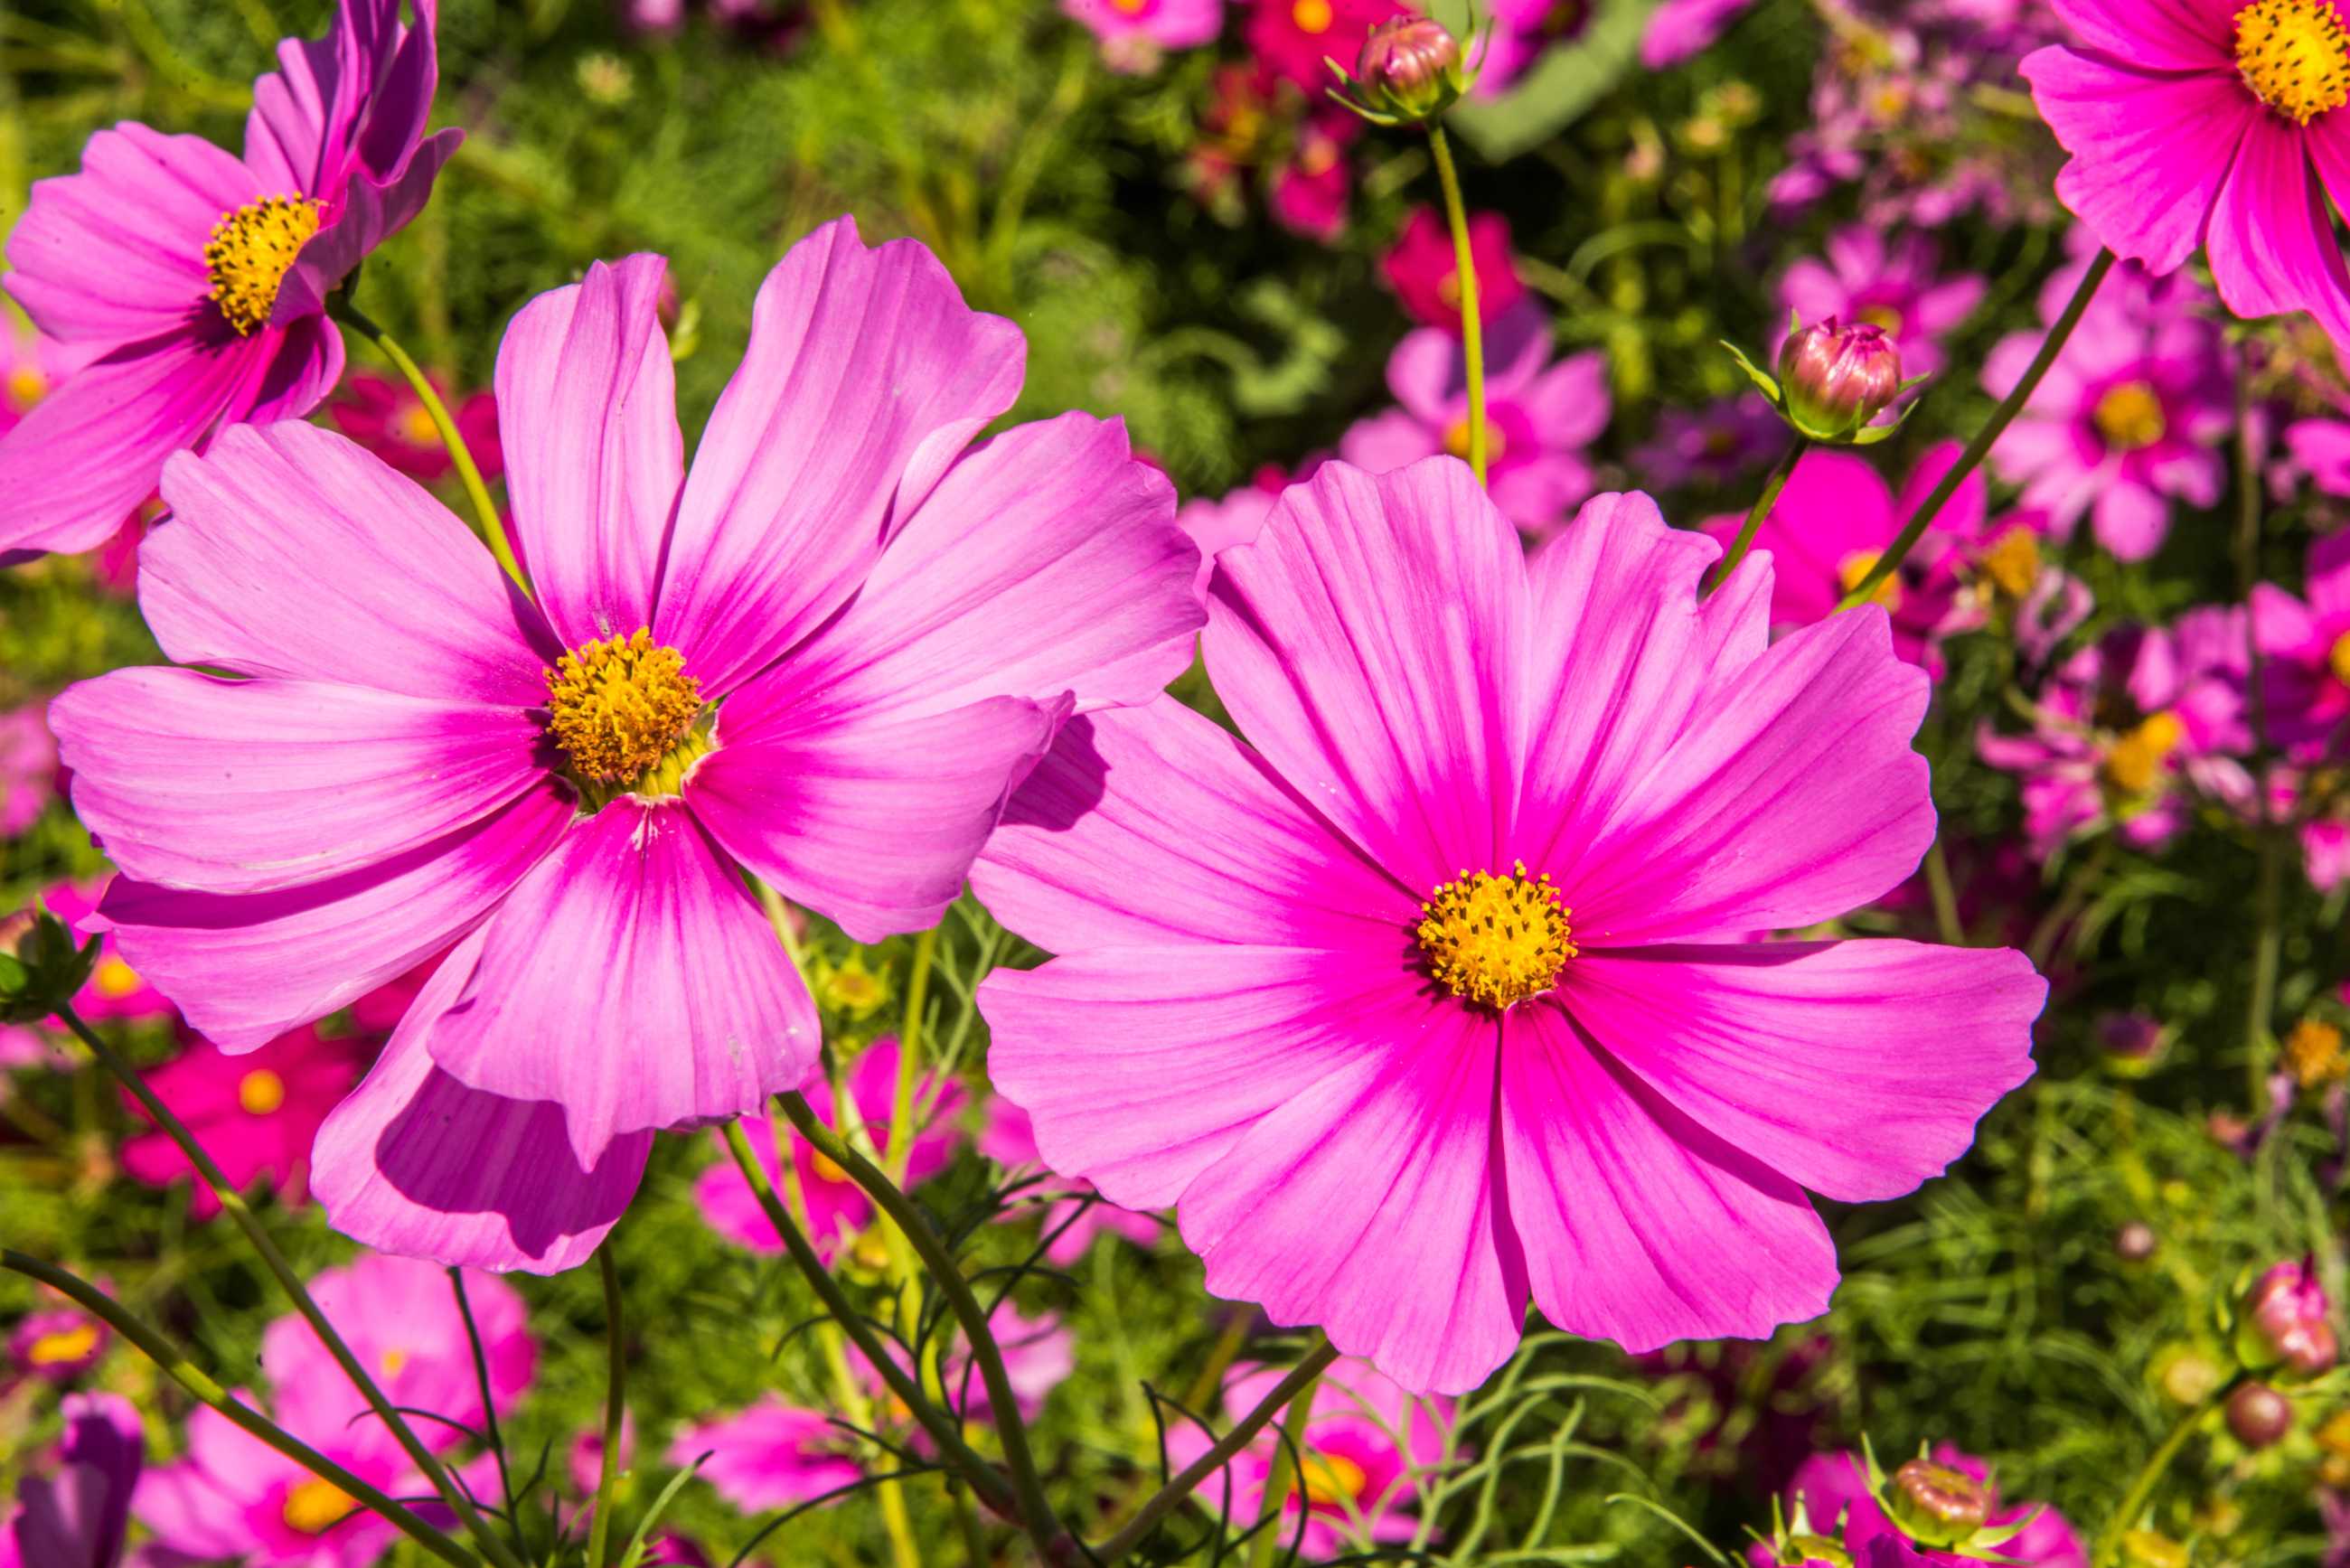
[2092,380,2167,453]
[238,1069,287,1117]
[5,364,44,413]
[93,956,142,998]
[1416,861,1575,1009]
[1292,0,1333,33]
[2236,0,2350,123]
[2103,709,2187,798]
[1857,304,1904,335]
[25,1324,99,1366]
[1300,1451,1368,1508]
[1112,0,1148,12]
[2286,1018,2347,1087]
[1838,549,1903,613]
[2328,628,2350,686]
[282,1477,358,1535]
[382,1347,410,1376]
[204,196,323,337]
[544,629,706,792]
[1979,524,2042,599]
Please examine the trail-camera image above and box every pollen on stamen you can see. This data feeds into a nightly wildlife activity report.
[544,629,706,792]
[203,195,323,337]
[2235,0,2350,125]
[1415,859,1576,1010]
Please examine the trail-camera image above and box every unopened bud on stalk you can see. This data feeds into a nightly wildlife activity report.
[1885,1459,1990,1548]
[0,906,99,1025]
[1778,319,1904,441]
[2224,1381,2294,1449]
[1329,17,1470,126]
[2238,1257,2339,1376]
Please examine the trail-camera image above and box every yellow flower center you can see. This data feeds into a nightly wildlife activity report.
[1443,418,1507,465]
[2286,1018,2346,1087]
[2328,629,2350,686]
[810,1150,851,1185]
[25,1324,99,1366]
[204,196,323,337]
[1416,861,1575,1009]
[2092,380,2167,453]
[238,1068,287,1116]
[282,1477,358,1535]
[400,402,443,446]
[1292,0,1333,33]
[5,363,44,412]
[1857,304,1904,335]
[381,1347,410,1376]
[544,629,707,794]
[1112,0,1149,12]
[2103,709,2186,798]
[2236,0,2350,123]
[1838,549,1903,613]
[1979,524,2042,599]
[1300,1451,1368,1508]
[92,955,142,998]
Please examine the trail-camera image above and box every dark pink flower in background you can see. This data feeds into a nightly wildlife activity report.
[5,1308,108,1385]
[0,0,461,560]
[1064,0,1226,72]
[1641,0,1759,67]
[1340,300,1610,538]
[1269,111,1358,242]
[1753,1449,2086,1568]
[0,317,82,440]
[326,370,503,484]
[1478,0,1595,94]
[4,1393,142,1568]
[1244,0,1405,91]
[0,708,58,837]
[1631,393,1790,490]
[119,1027,373,1218]
[980,1097,1161,1263]
[2284,418,2350,498]
[1380,206,1525,333]
[671,1396,864,1514]
[2252,532,2350,760]
[1776,226,1988,380]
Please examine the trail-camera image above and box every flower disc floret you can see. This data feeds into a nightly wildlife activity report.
[2236,0,2350,125]
[545,628,706,790]
[1416,860,1575,1009]
[2092,380,2167,454]
[204,196,323,337]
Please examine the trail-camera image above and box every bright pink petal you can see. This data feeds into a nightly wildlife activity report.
[313,930,652,1273]
[423,799,819,1164]
[779,412,1200,718]
[52,669,547,895]
[145,420,553,703]
[2211,114,2350,351]
[495,254,683,648]
[1206,456,1526,893]
[1563,941,2042,1202]
[655,218,1025,694]
[1499,1002,1838,1353]
[275,129,462,324]
[2048,0,2233,73]
[240,313,347,425]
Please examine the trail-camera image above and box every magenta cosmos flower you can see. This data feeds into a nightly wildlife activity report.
[973,456,2044,1394]
[1245,0,1405,90]
[119,1028,372,1218]
[8,1308,108,1385]
[2252,532,2350,759]
[1340,300,1611,538]
[1064,0,1225,72]
[980,1097,1161,1263]
[671,1397,865,1515]
[1777,226,1988,381]
[1641,0,1759,67]
[3,1393,143,1568]
[0,707,58,837]
[326,370,503,484]
[2022,0,2350,354]
[52,218,1204,1274]
[1380,206,1527,333]
[0,0,458,561]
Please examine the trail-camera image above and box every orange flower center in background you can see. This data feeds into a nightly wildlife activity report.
[2092,380,2167,454]
[5,363,44,413]
[1838,549,1903,613]
[400,402,444,446]
[1857,304,1904,335]
[1443,418,1507,465]
[2236,0,2350,123]
[1979,525,2042,599]
[2102,709,2187,798]
[25,1324,99,1366]
[238,1068,287,1116]
[810,1150,851,1185]
[92,955,143,997]
[1299,1451,1368,1508]
[282,1477,358,1535]
[1292,0,1333,33]
[205,196,322,337]
[2285,1018,2346,1087]
[1416,861,1575,1009]
[545,629,707,794]
[2327,628,2350,686]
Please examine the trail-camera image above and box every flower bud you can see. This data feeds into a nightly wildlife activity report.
[2098,1012,2167,1076]
[1776,318,1904,441]
[2224,1381,2293,1449]
[0,906,98,1026]
[1885,1458,1990,1548]
[2238,1257,2339,1376]
[2115,1222,2157,1263]
[1349,17,1466,123]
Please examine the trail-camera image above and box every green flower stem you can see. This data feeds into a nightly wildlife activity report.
[1705,439,1804,597]
[775,1090,1065,1558]
[2235,350,2286,1108]
[2098,1374,2242,1563]
[1094,1338,1343,1566]
[884,925,939,1187]
[1243,1358,1324,1568]
[446,1268,519,1552]
[55,1004,528,1568]
[588,1244,627,1568]
[1840,249,2115,611]
[327,297,526,596]
[1427,123,1488,485]
[1,1250,482,1568]
[717,1120,1020,1522]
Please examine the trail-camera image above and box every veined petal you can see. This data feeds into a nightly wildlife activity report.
[274,129,462,324]
[2049,0,2235,73]
[2210,114,2350,353]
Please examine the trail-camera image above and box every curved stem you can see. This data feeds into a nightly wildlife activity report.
[1841,249,2114,610]
[717,1121,1020,1523]
[56,1005,528,1568]
[327,298,526,595]
[447,1269,518,1549]
[1243,1360,1324,1568]
[1094,1338,1342,1566]
[2235,347,2286,1107]
[2098,1376,2239,1563]
[776,1092,1065,1558]
[3,1251,481,1568]
[1705,439,1804,597]
[1427,124,1488,485]
[588,1245,627,1567]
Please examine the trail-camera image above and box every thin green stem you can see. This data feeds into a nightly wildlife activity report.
[1244,1363,1323,1568]
[885,925,939,1186]
[3,1251,481,1568]
[1841,249,2115,610]
[2098,1376,2240,1563]
[776,1092,1064,1558]
[1094,1338,1342,1566]
[57,1005,528,1568]
[717,1121,1020,1522]
[446,1269,519,1551]
[588,1245,627,1568]
[1427,124,1488,485]
[2235,346,2286,1109]
[328,297,525,594]
[1704,440,1804,596]
[1922,835,1967,947]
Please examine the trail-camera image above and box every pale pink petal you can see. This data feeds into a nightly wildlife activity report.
[1563,941,2042,1201]
[2091,482,2171,559]
[1337,408,1442,476]
[1499,1001,1838,1352]
[2206,114,2350,349]
[670,1398,862,1513]
[655,218,1025,694]
[495,254,683,648]
[423,800,820,1164]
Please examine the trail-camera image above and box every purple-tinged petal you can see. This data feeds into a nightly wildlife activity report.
[274,129,463,324]
[12,1393,142,1568]
[245,0,442,193]
[145,420,554,702]
[655,218,1025,694]
[240,313,346,424]
[314,930,652,1273]
[494,254,682,647]
[423,799,819,1165]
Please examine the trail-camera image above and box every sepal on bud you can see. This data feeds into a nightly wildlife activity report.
[1328,15,1472,127]
[1724,315,1925,446]
[0,906,99,1025]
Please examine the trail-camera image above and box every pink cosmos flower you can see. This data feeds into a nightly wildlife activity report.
[0,318,80,440]
[1756,1449,2086,1568]
[119,1027,373,1218]
[2021,0,2350,356]
[53,219,1202,1274]
[0,707,58,837]
[2284,418,2350,497]
[696,1038,967,1262]
[6,1309,109,1385]
[1698,441,1988,671]
[1340,300,1610,538]
[973,456,2044,1393]
[1631,394,1790,490]
[326,371,503,484]
[1163,1357,1449,1556]
[1641,0,1759,67]
[874,1307,1074,1428]
[1776,227,1988,381]
[3,1393,142,1568]
[670,1396,864,1514]
[1477,1,1594,94]
[2252,532,2350,759]
[1244,0,1405,91]
[1982,270,2229,560]
[980,1097,1161,1263]
[0,0,459,560]
[1380,207,1527,333]
[1064,0,1225,72]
